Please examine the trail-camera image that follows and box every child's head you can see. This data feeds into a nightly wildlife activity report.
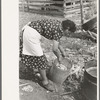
[62,19,76,33]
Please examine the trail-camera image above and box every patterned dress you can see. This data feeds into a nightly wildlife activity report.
[20,19,63,69]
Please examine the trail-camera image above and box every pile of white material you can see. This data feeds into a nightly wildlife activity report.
[56,63,67,71]
[22,85,33,92]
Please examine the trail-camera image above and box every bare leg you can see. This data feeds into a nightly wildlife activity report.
[38,68,55,92]
[38,69,48,85]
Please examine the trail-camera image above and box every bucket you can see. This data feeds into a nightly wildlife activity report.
[48,58,72,85]
[82,67,97,100]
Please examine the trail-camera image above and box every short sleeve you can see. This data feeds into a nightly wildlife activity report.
[53,26,63,41]
[28,21,42,34]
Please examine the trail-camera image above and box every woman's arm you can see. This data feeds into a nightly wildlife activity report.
[52,40,62,63]
[58,44,66,58]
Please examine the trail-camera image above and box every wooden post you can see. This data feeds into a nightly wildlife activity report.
[26,0,29,11]
[22,0,25,12]
[80,0,84,30]
[63,0,66,18]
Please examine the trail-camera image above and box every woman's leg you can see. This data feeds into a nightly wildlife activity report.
[38,68,55,92]
[38,69,48,85]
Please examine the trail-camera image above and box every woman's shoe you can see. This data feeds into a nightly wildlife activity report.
[42,82,55,92]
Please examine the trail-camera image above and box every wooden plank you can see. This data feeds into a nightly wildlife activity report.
[25,9,64,16]
[27,4,48,7]
[64,15,81,19]
[27,0,49,2]
[27,1,64,4]
[64,2,90,9]
[28,0,78,4]
[20,0,95,3]
[19,83,30,87]
[28,6,42,10]
[27,5,63,12]
[86,0,96,1]
[64,0,94,3]
[27,0,94,3]
[27,2,53,5]
[42,6,63,12]
[64,10,81,15]
[27,4,63,10]
[64,7,89,14]
[24,2,50,6]
[64,6,89,11]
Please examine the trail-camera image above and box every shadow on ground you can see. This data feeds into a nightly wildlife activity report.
[19,61,91,100]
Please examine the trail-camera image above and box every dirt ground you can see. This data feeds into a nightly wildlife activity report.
[19,11,97,100]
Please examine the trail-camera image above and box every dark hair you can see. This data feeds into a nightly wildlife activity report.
[62,19,76,32]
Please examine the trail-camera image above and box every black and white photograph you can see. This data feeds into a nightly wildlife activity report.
[2,0,98,100]
[19,0,98,100]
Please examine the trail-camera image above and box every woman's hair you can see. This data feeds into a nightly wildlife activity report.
[62,19,76,32]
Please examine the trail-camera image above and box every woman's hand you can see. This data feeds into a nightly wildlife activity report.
[58,56,62,64]
[58,44,66,58]
[52,40,66,63]
[61,52,66,58]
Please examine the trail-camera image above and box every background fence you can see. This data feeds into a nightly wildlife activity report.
[19,0,97,24]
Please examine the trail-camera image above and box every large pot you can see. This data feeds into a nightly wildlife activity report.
[82,67,97,100]
[48,58,72,85]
